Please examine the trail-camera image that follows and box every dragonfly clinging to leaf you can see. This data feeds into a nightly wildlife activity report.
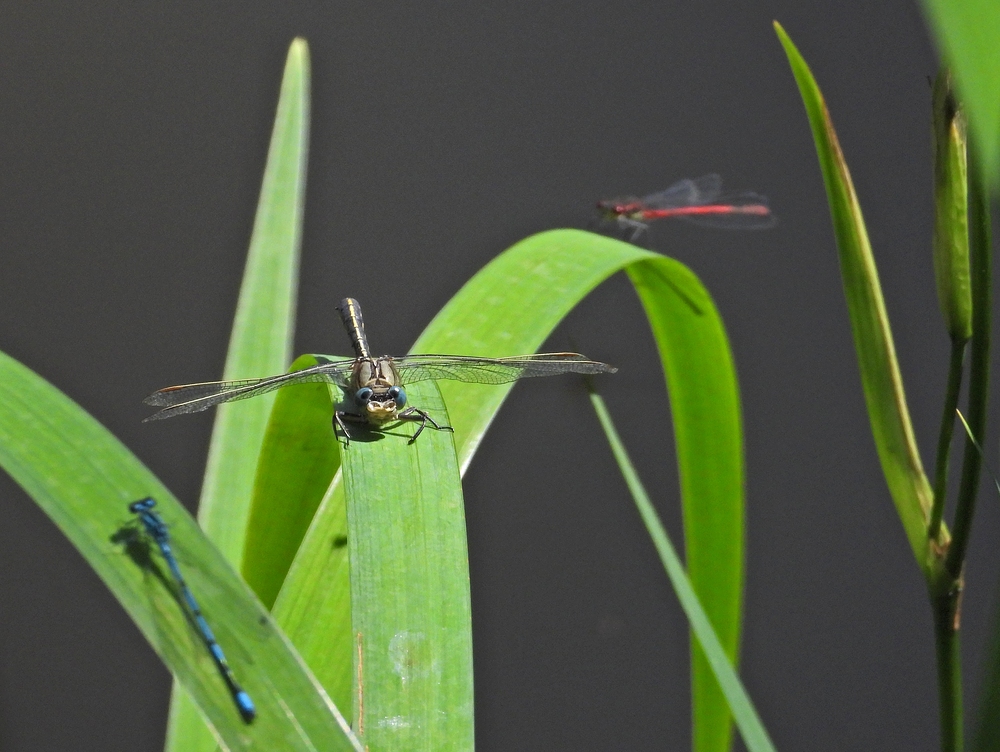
[144,298,617,442]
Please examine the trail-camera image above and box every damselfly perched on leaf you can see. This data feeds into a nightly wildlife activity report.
[126,498,256,723]
[145,298,616,442]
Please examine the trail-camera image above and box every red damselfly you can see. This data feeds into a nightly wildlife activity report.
[595,174,775,242]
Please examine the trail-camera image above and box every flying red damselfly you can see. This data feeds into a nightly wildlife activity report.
[595,174,775,242]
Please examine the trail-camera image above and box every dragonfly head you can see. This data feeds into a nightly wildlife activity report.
[352,384,407,424]
[349,357,408,424]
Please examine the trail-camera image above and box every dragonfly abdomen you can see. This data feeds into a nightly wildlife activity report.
[336,297,372,359]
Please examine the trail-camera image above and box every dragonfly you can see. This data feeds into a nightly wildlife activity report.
[594,174,776,242]
[127,498,256,723]
[144,298,617,443]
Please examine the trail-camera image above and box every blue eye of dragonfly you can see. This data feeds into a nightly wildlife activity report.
[388,385,406,408]
[354,386,373,405]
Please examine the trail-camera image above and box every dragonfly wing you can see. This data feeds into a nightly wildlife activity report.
[394,353,617,386]
[640,174,723,209]
[142,359,357,420]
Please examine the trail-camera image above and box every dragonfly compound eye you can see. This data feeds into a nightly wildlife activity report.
[388,385,406,408]
[354,386,374,405]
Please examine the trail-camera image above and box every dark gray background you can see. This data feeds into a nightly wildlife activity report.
[0,1,997,750]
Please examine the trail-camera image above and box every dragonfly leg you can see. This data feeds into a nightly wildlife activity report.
[334,411,368,445]
[618,218,648,244]
[398,407,453,444]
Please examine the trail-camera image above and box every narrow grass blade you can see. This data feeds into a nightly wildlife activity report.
[198,36,310,566]
[775,23,938,573]
[340,381,474,749]
[273,229,743,752]
[166,38,311,752]
[920,0,1000,188]
[0,351,361,752]
[588,387,775,752]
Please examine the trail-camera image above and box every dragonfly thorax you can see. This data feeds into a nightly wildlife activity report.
[596,197,643,218]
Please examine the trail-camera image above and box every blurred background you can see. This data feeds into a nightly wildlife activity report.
[0,1,997,750]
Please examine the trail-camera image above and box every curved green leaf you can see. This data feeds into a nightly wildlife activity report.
[0,351,360,752]
[775,22,939,574]
[273,229,746,752]
[627,258,743,752]
[166,38,311,752]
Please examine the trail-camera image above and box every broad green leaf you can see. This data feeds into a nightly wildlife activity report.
[242,354,339,609]
[0,351,360,752]
[589,388,775,752]
[273,229,744,752]
[166,38,311,752]
[341,381,474,749]
[775,23,939,575]
[920,0,1000,188]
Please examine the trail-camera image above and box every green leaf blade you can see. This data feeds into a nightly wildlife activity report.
[341,382,474,750]
[412,229,649,469]
[166,37,312,752]
[273,229,745,752]
[775,22,936,572]
[198,36,311,564]
[628,257,743,752]
[0,351,360,752]
[271,480,353,712]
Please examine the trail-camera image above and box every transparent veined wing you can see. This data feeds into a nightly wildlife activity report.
[392,352,617,385]
[639,173,775,230]
[639,174,723,209]
[142,357,358,421]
